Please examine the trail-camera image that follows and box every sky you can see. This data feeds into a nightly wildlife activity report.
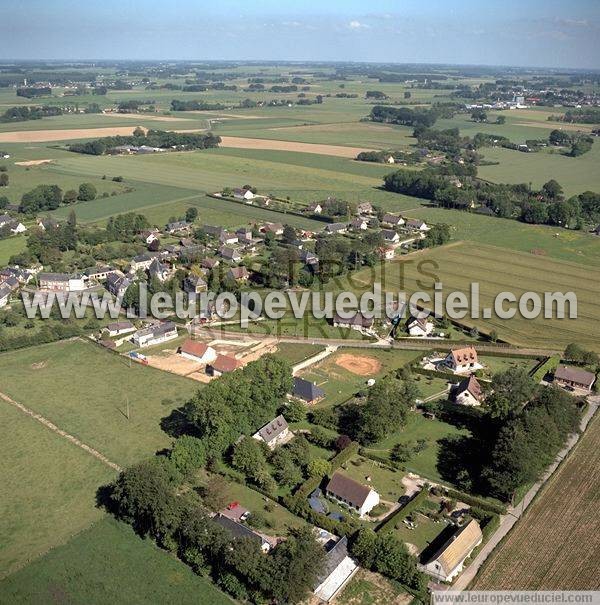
[1,0,599,69]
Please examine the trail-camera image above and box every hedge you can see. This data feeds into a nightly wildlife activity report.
[530,354,560,382]
[444,488,507,515]
[378,488,429,533]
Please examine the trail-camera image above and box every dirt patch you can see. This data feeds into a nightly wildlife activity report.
[0,126,143,143]
[30,361,48,370]
[333,568,412,605]
[218,136,374,158]
[334,353,382,376]
[14,159,54,166]
[514,121,595,132]
[145,353,211,382]
[101,112,189,122]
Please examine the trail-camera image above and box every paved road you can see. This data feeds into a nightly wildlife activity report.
[452,396,600,591]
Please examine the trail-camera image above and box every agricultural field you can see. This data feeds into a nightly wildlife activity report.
[473,414,600,590]
[0,339,198,467]
[0,518,233,604]
[351,241,600,352]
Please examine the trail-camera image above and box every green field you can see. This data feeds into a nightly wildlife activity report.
[352,241,600,351]
[0,517,233,604]
[0,339,198,466]
[0,234,27,265]
[0,401,114,578]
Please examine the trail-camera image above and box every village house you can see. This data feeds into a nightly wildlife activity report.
[36,217,60,231]
[332,311,374,331]
[444,346,480,374]
[38,272,85,292]
[356,201,374,215]
[130,252,160,272]
[105,321,136,338]
[453,375,483,406]
[300,250,319,268]
[0,214,27,234]
[132,321,178,347]
[235,227,254,242]
[351,218,368,231]
[324,222,348,235]
[165,220,191,234]
[179,339,217,364]
[140,229,160,245]
[419,519,482,582]
[105,272,131,298]
[381,228,400,244]
[0,283,11,308]
[227,266,249,282]
[554,365,596,393]
[292,377,325,404]
[219,501,250,523]
[83,266,114,282]
[212,514,271,553]
[306,201,323,214]
[233,188,255,201]
[183,274,208,296]
[406,218,430,232]
[313,536,358,603]
[201,257,220,271]
[0,274,19,292]
[325,472,380,518]
[147,257,171,282]
[253,414,290,450]
[219,245,242,262]
[207,354,242,377]
[407,315,435,337]
[262,222,284,236]
[202,224,225,238]
[382,213,405,227]
[378,246,395,260]
[219,231,239,245]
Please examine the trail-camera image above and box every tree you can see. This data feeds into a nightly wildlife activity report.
[283,399,306,423]
[133,126,146,137]
[549,129,571,146]
[271,448,303,487]
[0,173,8,187]
[78,182,97,201]
[201,475,229,510]
[485,367,536,420]
[63,189,78,204]
[335,434,352,451]
[404,91,411,99]
[170,435,206,476]
[520,200,548,224]
[307,458,331,478]
[471,109,488,122]
[231,437,268,481]
[542,179,563,201]
[495,115,506,125]
[185,207,198,223]
[0,196,8,209]
[390,442,412,465]
[282,224,297,244]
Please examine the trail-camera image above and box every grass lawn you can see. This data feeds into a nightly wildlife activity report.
[391,512,448,553]
[273,342,325,365]
[0,402,114,579]
[0,339,199,466]
[477,354,540,379]
[0,234,27,265]
[364,412,470,483]
[413,374,452,400]
[339,456,407,502]
[0,517,233,605]
[337,568,411,605]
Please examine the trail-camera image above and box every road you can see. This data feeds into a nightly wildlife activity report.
[452,396,600,591]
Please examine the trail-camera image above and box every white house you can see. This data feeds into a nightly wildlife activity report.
[351,218,368,231]
[179,339,217,364]
[307,202,323,214]
[234,188,255,201]
[444,346,481,374]
[382,213,405,227]
[325,472,380,518]
[132,321,178,347]
[406,218,430,232]
[381,229,400,243]
[378,246,395,260]
[252,415,290,450]
[407,316,434,337]
[9,221,27,234]
[105,321,136,337]
[313,536,358,602]
[0,284,11,308]
[419,519,482,582]
[453,375,483,406]
[38,272,85,292]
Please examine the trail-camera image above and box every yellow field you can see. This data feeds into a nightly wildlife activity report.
[473,414,600,590]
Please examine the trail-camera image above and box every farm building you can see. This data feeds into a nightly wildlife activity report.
[554,365,596,393]
[453,375,483,406]
[444,346,481,374]
[234,188,255,201]
[313,536,358,602]
[253,415,290,450]
[212,514,271,553]
[207,354,242,377]
[292,377,325,403]
[132,321,178,347]
[419,519,482,582]
[38,272,85,292]
[179,339,217,364]
[325,472,380,518]
[105,321,135,337]
[324,222,348,235]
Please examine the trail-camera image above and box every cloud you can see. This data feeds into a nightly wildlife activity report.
[348,20,369,30]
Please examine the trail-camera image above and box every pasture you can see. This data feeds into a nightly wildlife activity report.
[0,339,198,466]
[0,518,233,604]
[351,241,600,351]
[0,401,113,579]
[473,414,600,590]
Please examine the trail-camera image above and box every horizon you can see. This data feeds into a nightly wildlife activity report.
[1,0,599,69]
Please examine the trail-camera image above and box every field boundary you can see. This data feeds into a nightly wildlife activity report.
[0,390,122,472]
